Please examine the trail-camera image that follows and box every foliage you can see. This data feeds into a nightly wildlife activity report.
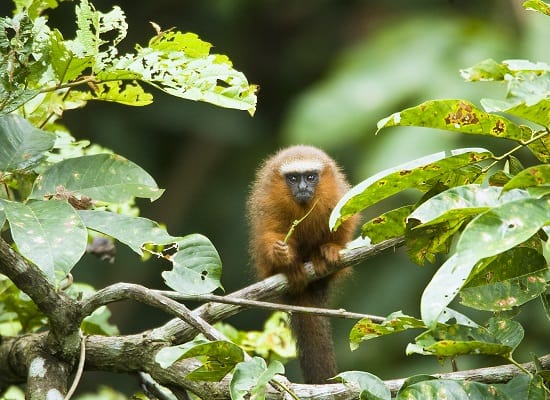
[0,0,257,396]
[1,0,549,399]
[328,2,550,397]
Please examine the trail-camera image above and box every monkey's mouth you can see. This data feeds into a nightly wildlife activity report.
[295,190,314,204]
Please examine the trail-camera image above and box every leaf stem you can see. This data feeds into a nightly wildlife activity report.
[270,378,300,400]
[283,200,319,244]
[483,129,550,173]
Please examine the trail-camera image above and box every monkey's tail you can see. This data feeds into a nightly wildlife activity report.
[289,277,337,384]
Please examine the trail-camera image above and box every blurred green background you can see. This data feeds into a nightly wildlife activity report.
[2,0,550,394]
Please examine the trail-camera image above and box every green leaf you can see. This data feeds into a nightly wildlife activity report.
[50,29,92,83]
[66,0,128,71]
[421,195,550,325]
[460,248,548,311]
[413,317,523,359]
[230,357,284,400]
[377,99,528,141]
[527,136,550,164]
[30,154,164,203]
[162,234,223,295]
[361,205,414,243]
[503,165,550,192]
[73,80,153,106]
[421,254,476,325]
[1,199,87,283]
[523,0,550,16]
[396,379,509,399]
[81,306,119,336]
[78,210,181,255]
[409,185,530,227]
[0,115,55,171]
[329,148,493,231]
[456,197,550,262]
[350,312,426,351]
[156,340,244,381]
[114,30,257,115]
[335,371,391,400]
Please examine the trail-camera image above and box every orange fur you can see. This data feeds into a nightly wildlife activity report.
[247,145,358,383]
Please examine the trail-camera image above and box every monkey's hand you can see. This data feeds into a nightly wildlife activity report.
[320,243,344,264]
[273,240,308,292]
[272,240,295,265]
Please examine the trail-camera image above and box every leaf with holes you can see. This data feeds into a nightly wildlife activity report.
[162,234,223,295]
[421,196,550,325]
[79,210,181,255]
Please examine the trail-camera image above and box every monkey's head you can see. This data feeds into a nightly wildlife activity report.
[280,162,321,205]
[264,145,347,208]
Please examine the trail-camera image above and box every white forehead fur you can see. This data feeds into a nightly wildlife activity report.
[279,159,324,175]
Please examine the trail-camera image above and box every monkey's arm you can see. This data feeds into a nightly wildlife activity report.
[255,232,308,291]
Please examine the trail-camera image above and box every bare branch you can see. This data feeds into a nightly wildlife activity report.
[149,236,404,343]
[81,283,227,342]
[153,290,384,322]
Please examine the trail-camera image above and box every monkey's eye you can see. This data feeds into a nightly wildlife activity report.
[286,174,299,185]
[306,173,318,183]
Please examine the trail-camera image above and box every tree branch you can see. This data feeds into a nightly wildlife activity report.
[149,236,404,343]
[2,332,549,398]
[152,290,384,322]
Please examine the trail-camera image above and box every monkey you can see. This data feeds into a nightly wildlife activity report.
[247,145,359,384]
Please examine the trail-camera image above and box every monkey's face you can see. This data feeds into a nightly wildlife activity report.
[284,171,319,204]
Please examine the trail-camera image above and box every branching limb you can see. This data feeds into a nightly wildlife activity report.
[81,283,226,342]
[0,238,81,342]
[150,236,404,343]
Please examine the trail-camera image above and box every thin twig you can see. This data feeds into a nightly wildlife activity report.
[152,290,385,323]
[283,199,319,244]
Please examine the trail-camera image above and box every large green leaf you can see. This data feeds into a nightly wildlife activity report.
[413,317,523,359]
[409,185,530,227]
[377,99,529,141]
[503,165,550,192]
[156,340,244,381]
[421,196,550,325]
[350,312,426,351]
[396,378,510,399]
[1,199,87,283]
[230,357,284,400]
[456,197,550,261]
[361,205,414,243]
[335,371,391,400]
[162,234,223,295]
[0,115,55,171]
[30,154,164,203]
[329,148,492,231]
[460,248,548,311]
[79,210,180,255]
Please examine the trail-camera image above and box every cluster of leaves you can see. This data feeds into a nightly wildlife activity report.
[0,0,256,338]
[328,1,550,398]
